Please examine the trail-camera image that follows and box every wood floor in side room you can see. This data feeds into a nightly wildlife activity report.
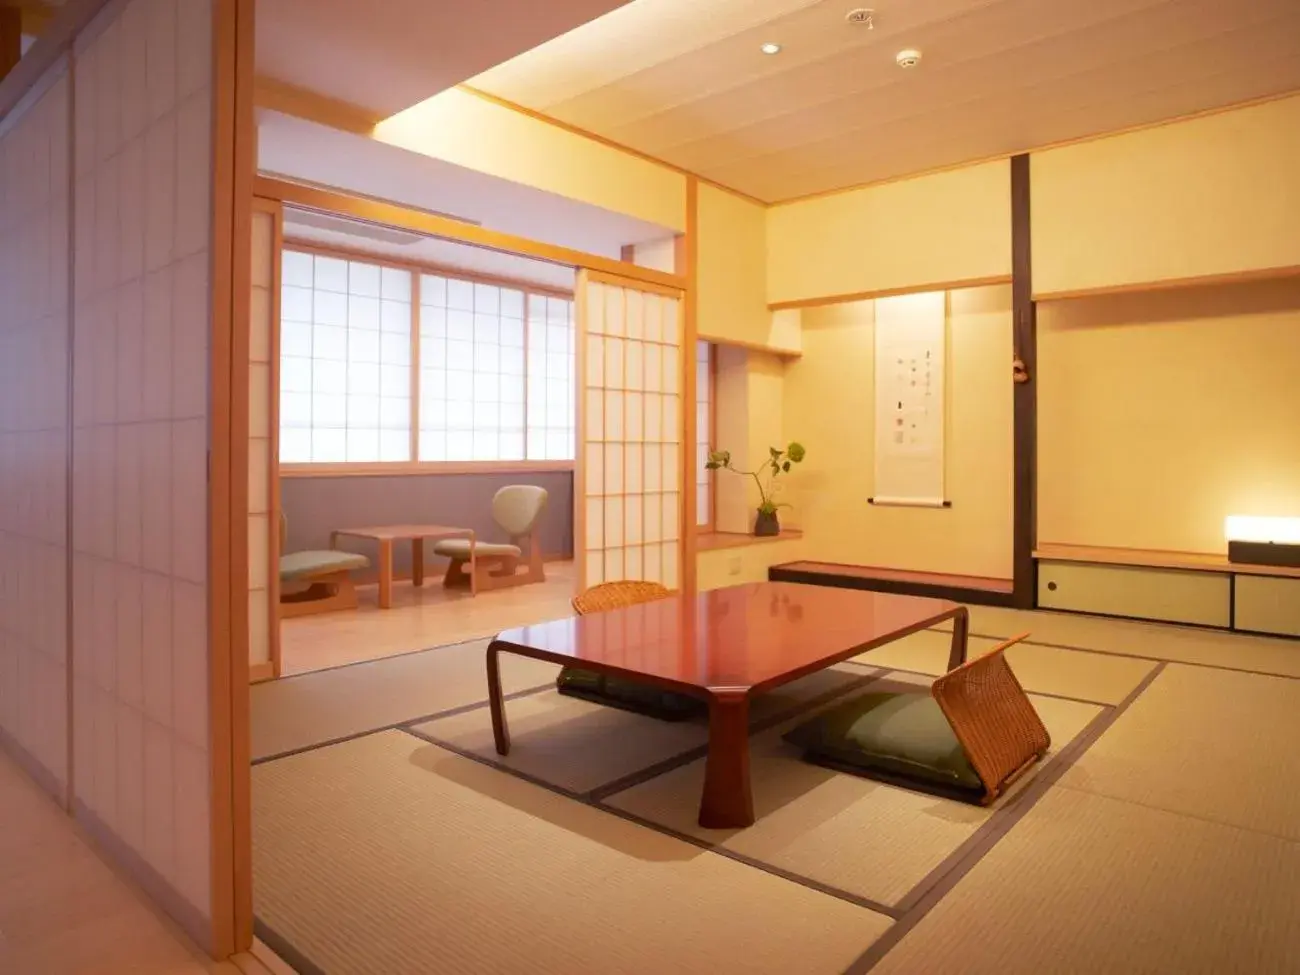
[279,560,578,676]
[0,749,289,975]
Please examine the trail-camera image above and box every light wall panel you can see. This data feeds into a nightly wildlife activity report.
[69,0,216,938]
[783,286,1014,579]
[580,276,684,591]
[766,160,1012,307]
[0,63,71,799]
[1032,94,1300,297]
[1038,280,1300,554]
[375,88,687,232]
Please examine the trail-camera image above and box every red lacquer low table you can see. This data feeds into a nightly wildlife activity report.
[486,582,970,828]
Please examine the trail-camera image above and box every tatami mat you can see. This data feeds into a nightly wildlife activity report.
[867,787,1300,975]
[853,628,1155,705]
[937,605,1300,677]
[252,731,891,975]
[1059,664,1300,841]
[604,676,1102,908]
[411,665,879,796]
[251,639,559,761]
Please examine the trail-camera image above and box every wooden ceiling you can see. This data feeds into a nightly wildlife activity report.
[467,0,1300,202]
[254,0,634,117]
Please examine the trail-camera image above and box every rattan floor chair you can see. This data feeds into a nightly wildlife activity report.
[784,633,1050,805]
[555,581,707,722]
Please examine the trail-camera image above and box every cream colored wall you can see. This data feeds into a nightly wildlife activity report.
[696,183,798,352]
[1031,94,1300,296]
[374,88,687,231]
[766,160,1012,307]
[711,345,786,533]
[783,286,1015,579]
[697,537,807,591]
[1038,279,1300,554]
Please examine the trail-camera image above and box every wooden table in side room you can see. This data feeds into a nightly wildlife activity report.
[486,581,970,828]
[331,525,477,609]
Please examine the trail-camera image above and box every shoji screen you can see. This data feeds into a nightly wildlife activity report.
[579,273,684,591]
[249,204,278,678]
[0,61,71,797]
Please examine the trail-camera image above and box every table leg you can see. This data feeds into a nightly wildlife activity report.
[468,532,478,596]
[948,606,971,671]
[487,642,511,755]
[412,538,424,588]
[378,539,393,609]
[699,694,754,829]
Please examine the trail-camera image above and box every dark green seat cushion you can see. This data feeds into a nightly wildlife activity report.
[556,667,706,722]
[783,690,985,802]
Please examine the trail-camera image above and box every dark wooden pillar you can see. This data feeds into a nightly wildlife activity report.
[1010,154,1037,609]
[0,6,22,84]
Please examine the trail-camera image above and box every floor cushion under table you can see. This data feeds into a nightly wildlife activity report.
[783,690,987,803]
[555,667,707,722]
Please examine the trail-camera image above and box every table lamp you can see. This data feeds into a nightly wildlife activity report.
[1225,515,1300,568]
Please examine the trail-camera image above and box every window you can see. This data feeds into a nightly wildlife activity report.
[279,251,412,463]
[695,341,715,528]
[280,247,575,466]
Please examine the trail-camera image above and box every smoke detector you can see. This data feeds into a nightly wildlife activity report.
[895,48,922,68]
[845,8,874,27]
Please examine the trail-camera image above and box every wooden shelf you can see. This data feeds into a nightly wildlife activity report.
[697,530,803,553]
[1035,543,1300,580]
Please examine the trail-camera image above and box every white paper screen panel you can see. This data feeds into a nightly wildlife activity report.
[581,279,683,591]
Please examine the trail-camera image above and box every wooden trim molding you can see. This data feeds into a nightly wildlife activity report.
[697,529,803,552]
[279,460,576,478]
[700,334,803,359]
[583,266,684,299]
[253,75,379,135]
[255,176,687,292]
[1035,543,1300,580]
[1,6,21,84]
[1033,263,1300,302]
[282,237,575,300]
[1010,154,1037,610]
[210,0,257,956]
[680,177,699,594]
[768,275,1013,312]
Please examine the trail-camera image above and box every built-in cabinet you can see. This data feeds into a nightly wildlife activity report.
[1035,545,1300,637]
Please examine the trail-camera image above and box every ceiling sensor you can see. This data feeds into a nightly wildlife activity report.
[896,48,922,68]
[846,8,874,28]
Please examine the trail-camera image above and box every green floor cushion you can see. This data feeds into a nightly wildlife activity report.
[279,550,369,582]
[783,690,986,802]
[556,667,706,722]
[432,539,521,559]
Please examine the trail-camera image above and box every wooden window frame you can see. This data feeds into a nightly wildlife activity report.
[278,237,577,475]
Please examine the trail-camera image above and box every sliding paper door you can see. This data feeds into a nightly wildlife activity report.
[578,272,685,591]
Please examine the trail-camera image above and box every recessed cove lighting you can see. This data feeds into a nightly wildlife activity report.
[760,42,782,55]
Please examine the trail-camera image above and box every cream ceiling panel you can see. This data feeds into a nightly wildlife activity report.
[467,0,1300,201]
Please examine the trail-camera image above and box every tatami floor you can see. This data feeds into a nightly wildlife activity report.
[279,561,578,675]
[250,595,1300,974]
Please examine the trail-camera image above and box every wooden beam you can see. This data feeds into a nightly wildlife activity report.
[1010,154,1037,610]
[0,6,21,83]
[255,175,688,292]
[253,75,379,135]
